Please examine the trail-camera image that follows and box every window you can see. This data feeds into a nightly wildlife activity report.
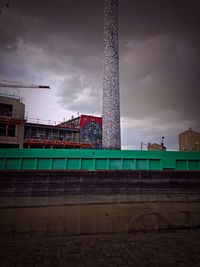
[0,123,6,136]
[8,124,16,137]
[0,123,15,136]
[0,103,13,117]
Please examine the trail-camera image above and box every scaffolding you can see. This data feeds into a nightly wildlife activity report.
[23,139,93,148]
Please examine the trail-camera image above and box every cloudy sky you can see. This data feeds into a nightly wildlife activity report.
[0,0,199,150]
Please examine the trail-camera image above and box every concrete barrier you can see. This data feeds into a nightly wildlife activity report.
[0,170,200,236]
[0,202,200,236]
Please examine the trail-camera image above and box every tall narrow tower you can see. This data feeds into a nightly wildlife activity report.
[103,0,121,149]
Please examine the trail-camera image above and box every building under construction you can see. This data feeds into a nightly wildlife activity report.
[0,95,25,148]
[0,94,102,149]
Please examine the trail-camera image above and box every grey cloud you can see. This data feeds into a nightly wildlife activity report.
[120,35,200,128]
[57,75,101,114]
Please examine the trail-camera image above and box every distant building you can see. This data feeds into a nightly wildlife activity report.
[0,95,25,148]
[179,128,200,151]
[147,143,166,151]
[24,114,102,148]
[25,114,102,149]
[58,114,102,148]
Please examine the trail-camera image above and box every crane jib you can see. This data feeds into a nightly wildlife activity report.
[0,83,50,89]
[38,86,50,89]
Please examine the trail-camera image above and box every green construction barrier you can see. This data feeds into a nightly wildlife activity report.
[0,149,200,171]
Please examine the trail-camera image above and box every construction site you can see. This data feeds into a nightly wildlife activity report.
[0,84,102,149]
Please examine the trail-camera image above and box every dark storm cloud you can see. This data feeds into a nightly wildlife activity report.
[120,35,200,121]
[2,0,103,46]
[0,0,199,149]
[120,0,200,41]
[118,0,200,139]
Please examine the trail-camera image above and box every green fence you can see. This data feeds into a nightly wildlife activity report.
[0,149,200,171]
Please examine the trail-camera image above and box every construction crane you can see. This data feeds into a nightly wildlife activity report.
[0,80,50,89]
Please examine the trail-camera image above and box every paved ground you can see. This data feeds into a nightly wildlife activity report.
[0,231,200,267]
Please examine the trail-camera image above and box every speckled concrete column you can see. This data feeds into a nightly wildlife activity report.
[103,0,121,150]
